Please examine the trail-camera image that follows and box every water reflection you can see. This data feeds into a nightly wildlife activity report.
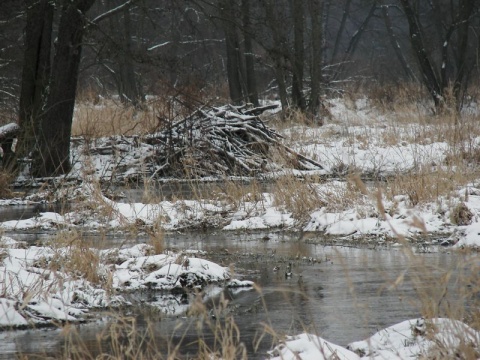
[0,203,68,222]
[0,231,473,359]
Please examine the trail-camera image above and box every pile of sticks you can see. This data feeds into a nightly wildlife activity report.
[144,104,323,178]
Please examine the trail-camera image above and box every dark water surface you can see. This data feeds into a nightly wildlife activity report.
[0,231,474,359]
[0,203,68,222]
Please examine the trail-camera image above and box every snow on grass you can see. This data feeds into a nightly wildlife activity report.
[268,333,360,360]
[268,318,480,360]
[0,237,246,328]
[3,97,480,247]
[348,318,480,359]
[3,179,480,247]
[0,236,125,328]
[109,248,231,291]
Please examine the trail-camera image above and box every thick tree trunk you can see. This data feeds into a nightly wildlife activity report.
[242,0,258,106]
[308,0,323,114]
[34,0,95,177]
[17,0,53,159]
[274,56,289,109]
[291,0,306,111]
[108,0,143,108]
[222,0,244,105]
[321,0,330,69]
[400,0,442,108]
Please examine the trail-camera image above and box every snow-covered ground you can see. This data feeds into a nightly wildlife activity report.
[268,318,480,359]
[3,98,480,247]
[0,236,250,328]
[1,97,480,357]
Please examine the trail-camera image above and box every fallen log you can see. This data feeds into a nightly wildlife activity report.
[0,122,20,142]
[0,122,20,169]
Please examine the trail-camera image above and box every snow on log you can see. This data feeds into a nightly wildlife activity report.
[144,104,324,177]
[0,123,20,142]
[0,123,20,167]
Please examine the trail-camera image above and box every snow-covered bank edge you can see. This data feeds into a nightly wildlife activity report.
[0,237,252,329]
[268,318,480,360]
[2,179,480,248]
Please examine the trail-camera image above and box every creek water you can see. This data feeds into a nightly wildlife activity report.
[0,229,474,359]
[0,203,68,222]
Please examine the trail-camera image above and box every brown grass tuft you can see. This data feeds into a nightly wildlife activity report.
[46,231,101,284]
[0,170,14,198]
[146,225,165,255]
[272,175,325,223]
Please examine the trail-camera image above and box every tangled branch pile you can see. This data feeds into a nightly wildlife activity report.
[144,104,323,178]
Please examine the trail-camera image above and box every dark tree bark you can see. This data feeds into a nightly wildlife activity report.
[263,0,289,109]
[331,0,352,62]
[452,0,475,107]
[17,0,53,159]
[334,0,377,80]
[274,56,289,109]
[321,0,330,70]
[400,0,443,109]
[33,0,96,177]
[308,0,323,114]
[222,0,244,105]
[108,0,144,108]
[241,0,258,106]
[381,3,416,81]
[291,0,306,111]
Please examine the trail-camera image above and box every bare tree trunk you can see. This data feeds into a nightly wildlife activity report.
[400,0,442,108]
[334,0,377,80]
[242,0,258,106]
[34,0,96,177]
[291,0,306,111]
[108,0,143,108]
[120,5,143,107]
[331,0,351,62]
[222,0,244,105]
[308,0,323,114]
[381,3,416,81]
[321,0,330,69]
[264,1,288,109]
[17,0,53,160]
[453,0,475,108]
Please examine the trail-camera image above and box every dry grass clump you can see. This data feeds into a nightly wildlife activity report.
[146,224,165,255]
[56,314,164,360]
[212,179,264,211]
[384,164,474,207]
[358,205,480,358]
[272,107,321,130]
[72,101,158,138]
[45,231,102,284]
[48,293,249,359]
[363,82,428,111]
[320,173,375,217]
[450,202,474,226]
[272,175,325,222]
[196,295,248,359]
[73,88,211,139]
[0,170,14,198]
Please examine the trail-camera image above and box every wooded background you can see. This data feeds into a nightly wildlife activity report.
[0,0,479,176]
